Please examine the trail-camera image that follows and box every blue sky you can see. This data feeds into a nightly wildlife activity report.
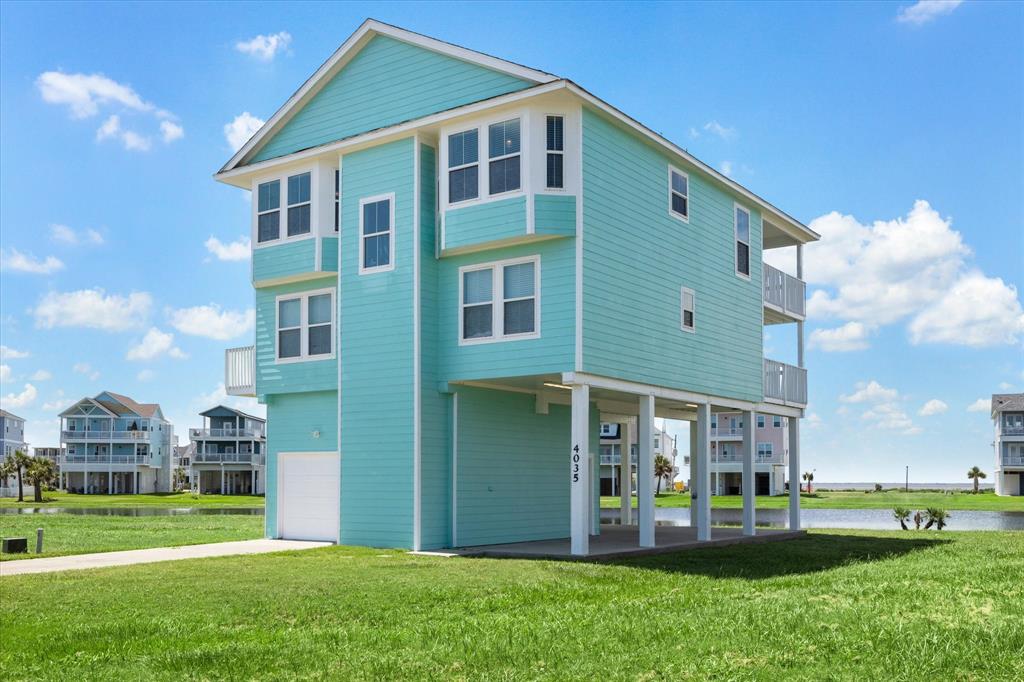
[1,1,1021,483]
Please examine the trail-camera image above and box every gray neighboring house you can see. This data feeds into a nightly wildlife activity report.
[189,405,266,495]
[0,409,28,462]
[993,393,1024,496]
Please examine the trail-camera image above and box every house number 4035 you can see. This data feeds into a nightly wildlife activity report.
[571,444,580,483]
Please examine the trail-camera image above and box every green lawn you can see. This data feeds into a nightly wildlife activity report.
[1,530,1021,680]
[0,491,265,508]
[0,513,263,561]
[602,489,1024,511]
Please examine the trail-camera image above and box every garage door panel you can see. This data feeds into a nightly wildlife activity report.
[278,452,339,542]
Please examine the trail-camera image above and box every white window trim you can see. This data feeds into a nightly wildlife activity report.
[458,254,541,346]
[668,165,690,223]
[487,117,523,198]
[757,442,773,456]
[252,164,319,249]
[447,127,481,205]
[680,286,695,333]
[544,114,566,192]
[358,192,396,275]
[285,172,313,239]
[274,287,336,364]
[734,202,752,280]
[773,416,782,428]
[757,415,766,428]
[440,109,528,212]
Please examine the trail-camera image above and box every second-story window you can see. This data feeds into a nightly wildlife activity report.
[287,172,311,237]
[360,194,394,273]
[460,256,539,343]
[757,415,765,428]
[757,442,773,458]
[680,287,695,332]
[773,415,782,428]
[277,298,301,359]
[277,289,335,361]
[488,118,521,195]
[669,167,689,221]
[257,180,280,243]
[546,115,564,189]
[448,129,479,203]
[735,205,751,277]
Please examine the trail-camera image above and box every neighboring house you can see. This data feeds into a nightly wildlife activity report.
[58,392,173,494]
[34,446,65,470]
[172,443,194,491]
[992,393,1024,496]
[188,406,266,495]
[598,421,678,495]
[0,409,28,462]
[215,19,813,554]
[709,412,789,496]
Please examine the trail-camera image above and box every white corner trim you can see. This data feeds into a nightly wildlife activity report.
[412,134,422,552]
[451,391,459,548]
[574,102,584,372]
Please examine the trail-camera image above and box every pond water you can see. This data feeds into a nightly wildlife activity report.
[600,507,1024,531]
[0,507,264,516]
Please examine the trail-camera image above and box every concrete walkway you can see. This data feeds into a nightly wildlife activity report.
[0,539,331,576]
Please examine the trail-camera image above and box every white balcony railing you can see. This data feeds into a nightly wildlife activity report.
[190,427,264,439]
[192,452,266,465]
[225,346,256,397]
[1001,425,1024,437]
[62,454,151,465]
[711,452,785,465]
[711,427,744,438]
[62,430,151,441]
[763,263,806,319]
[764,359,808,406]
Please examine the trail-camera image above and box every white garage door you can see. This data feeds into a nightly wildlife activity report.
[278,452,340,542]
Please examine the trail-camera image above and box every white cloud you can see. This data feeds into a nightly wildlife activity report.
[235,32,292,61]
[908,272,1024,347]
[36,71,152,119]
[42,390,72,411]
[204,236,250,262]
[998,382,1015,391]
[30,369,52,381]
[126,327,188,361]
[96,114,121,140]
[73,362,100,381]
[0,365,10,383]
[966,398,989,413]
[159,120,184,143]
[224,112,264,151]
[703,120,737,141]
[137,369,155,382]
[688,127,700,140]
[0,346,29,360]
[1,383,37,410]
[840,380,900,404]
[94,113,153,152]
[169,304,255,340]
[861,402,918,435]
[34,289,152,332]
[897,0,963,26]
[808,322,871,352]
[0,249,64,274]
[719,161,733,176]
[120,130,152,152]
[50,224,104,245]
[805,412,823,429]
[918,399,948,416]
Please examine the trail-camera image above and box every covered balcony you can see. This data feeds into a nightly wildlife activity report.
[192,451,266,465]
[763,263,806,323]
[190,425,265,439]
[763,359,807,407]
[225,345,256,397]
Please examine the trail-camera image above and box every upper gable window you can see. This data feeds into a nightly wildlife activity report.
[287,172,311,237]
[448,129,479,203]
[669,167,689,221]
[735,205,751,277]
[257,180,281,243]
[488,118,521,195]
[546,116,564,189]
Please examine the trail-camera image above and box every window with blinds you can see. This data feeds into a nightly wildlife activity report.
[448,129,479,203]
[488,118,521,195]
[681,287,695,332]
[669,167,688,221]
[546,115,564,189]
[735,205,750,277]
[460,256,539,343]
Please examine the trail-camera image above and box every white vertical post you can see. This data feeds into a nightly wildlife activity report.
[742,409,756,536]
[570,384,590,556]
[220,467,225,496]
[619,420,632,524]
[688,420,698,528]
[638,394,655,548]
[696,403,711,541]
[590,451,600,535]
[789,416,801,530]
[251,468,256,495]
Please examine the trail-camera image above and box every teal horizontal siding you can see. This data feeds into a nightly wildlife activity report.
[581,107,763,402]
[534,194,576,237]
[254,277,338,398]
[320,236,339,272]
[444,195,527,251]
[251,35,532,163]
[252,239,316,284]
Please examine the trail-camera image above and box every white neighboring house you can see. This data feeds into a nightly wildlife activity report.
[59,391,173,494]
[707,411,790,496]
[189,405,266,495]
[1,409,28,462]
[172,442,194,491]
[598,419,678,495]
[993,393,1024,496]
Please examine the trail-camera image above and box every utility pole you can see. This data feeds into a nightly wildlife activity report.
[905,465,909,493]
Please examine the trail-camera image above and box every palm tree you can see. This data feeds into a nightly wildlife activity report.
[802,471,814,494]
[923,507,950,530]
[893,506,911,530]
[967,466,986,494]
[25,458,56,503]
[10,451,31,502]
[653,455,673,494]
[913,510,923,530]
[172,467,188,492]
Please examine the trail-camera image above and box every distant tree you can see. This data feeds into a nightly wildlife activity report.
[967,466,986,494]
[923,508,950,531]
[892,506,911,530]
[0,457,16,495]
[25,458,57,503]
[654,455,673,494]
[9,451,32,502]
[802,471,814,494]
[172,467,188,492]
[874,483,883,493]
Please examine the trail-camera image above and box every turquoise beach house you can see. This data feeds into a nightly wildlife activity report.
[216,19,816,555]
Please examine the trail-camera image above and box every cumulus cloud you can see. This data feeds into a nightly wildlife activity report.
[159,120,184,143]
[137,369,155,382]
[224,112,265,151]
[50,224,104,245]
[205,236,250,261]
[30,369,52,381]
[42,390,72,411]
[703,120,737,141]
[966,398,990,413]
[0,249,64,274]
[909,272,1024,347]
[808,321,870,352]
[126,327,188,361]
[2,383,37,410]
[897,0,963,26]
[168,304,255,340]
[73,362,100,381]
[235,32,292,61]
[918,399,948,416]
[34,289,152,332]
[0,346,29,360]
[840,380,900,404]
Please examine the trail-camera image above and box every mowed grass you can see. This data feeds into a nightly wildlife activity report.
[2,531,1022,681]
[602,489,1024,511]
[0,513,263,561]
[0,491,265,508]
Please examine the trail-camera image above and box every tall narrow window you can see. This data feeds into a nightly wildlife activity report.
[669,167,689,220]
[307,293,333,356]
[448,129,479,203]
[257,180,280,243]
[503,261,535,335]
[680,287,695,332]
[287,172,311,237]
[488,118,521,195]
[546,115,564,189]
[757,415,766,428]
[277,298,301,359]
[334,170,340,232]
[773,415,782,428]
[462,268,493,340]
[360,195,393,273]
[735,205,751,277]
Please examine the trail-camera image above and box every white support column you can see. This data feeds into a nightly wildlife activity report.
[637,394,655,548]
[619,420,632,524]
[251,468,256,496]
[688,420,698,528]
[590,450,600,535]
[220,467,225,496]
[570,384,590,556]
[741,409,756,536]
[696,403,712,541]
[789,417,801,530]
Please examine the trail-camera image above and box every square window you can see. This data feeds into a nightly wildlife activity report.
[278,299,301,328]
[308,325,331,355]
[488,119,521,158]
[278,329,301,358]
[258,181,280,212]
[308,294,331,325]
[489,156,520,194]
[287,204,311,236]
[288,173,310,205]
[463,304,493,339]
[504,299,534,335]
[449,166,479,203]
[258,212,280,243]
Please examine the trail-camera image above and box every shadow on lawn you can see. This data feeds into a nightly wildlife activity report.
[614,533,952,580]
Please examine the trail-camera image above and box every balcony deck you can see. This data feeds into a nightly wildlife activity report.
[190,427,265,439]
[763,359,807,407]
[61,430,152,442]
[192,452,266,465]
[763,263,805,324]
